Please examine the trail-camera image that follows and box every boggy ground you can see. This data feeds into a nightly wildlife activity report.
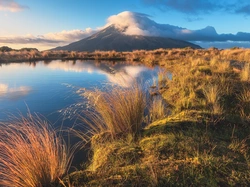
[60,48,250,186]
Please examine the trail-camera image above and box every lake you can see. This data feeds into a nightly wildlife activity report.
[0,60,161,127]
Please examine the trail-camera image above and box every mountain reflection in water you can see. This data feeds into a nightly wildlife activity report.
[0,60,161,126]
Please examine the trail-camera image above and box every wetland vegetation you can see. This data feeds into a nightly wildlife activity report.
[1,46,250,186]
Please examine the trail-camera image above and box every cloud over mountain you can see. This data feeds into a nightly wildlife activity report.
[1,11,250,49]
[0,0,28,12]
[105,11,250,43]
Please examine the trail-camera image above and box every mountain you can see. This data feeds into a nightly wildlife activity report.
[54,25,201,52]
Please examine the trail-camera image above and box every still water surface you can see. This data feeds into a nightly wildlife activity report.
[0,60,161,127]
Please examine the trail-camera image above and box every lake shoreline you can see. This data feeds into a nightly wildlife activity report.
[2,47,250,186]
[1,47,249,72]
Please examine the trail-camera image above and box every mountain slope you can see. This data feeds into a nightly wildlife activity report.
[54,25,201,52]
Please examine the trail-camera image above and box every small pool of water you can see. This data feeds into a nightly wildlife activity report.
[0,60,163,127]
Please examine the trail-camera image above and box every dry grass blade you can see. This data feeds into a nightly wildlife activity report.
[0,114,73,187]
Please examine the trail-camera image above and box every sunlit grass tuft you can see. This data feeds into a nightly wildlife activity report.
[237,87,250,118]
[203,84,223,114]
[148,96,167,122]
[241,63,250,82]
[80,82,147,140]
[0,114,73,187]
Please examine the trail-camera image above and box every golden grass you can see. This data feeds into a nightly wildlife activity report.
[241,63,250,81]
[55,47,250,186]
[0,114,72,187]
[157,70,169,89]
[237,87,250,118]
[216,61,230,72]
[81,83,146,140]
[148,96,167,122]
[2,47,250,65]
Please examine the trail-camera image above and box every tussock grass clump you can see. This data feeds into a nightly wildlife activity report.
[148,96,167,122]
[241,63,250,81]
[237,87,250,103]
[0,114,72,187]
[237,87,250,118]
[82,83,146,140]
[203,84,223,114]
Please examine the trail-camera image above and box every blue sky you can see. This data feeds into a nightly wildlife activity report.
[0,0,250,50]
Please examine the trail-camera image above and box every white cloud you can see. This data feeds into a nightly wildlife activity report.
[43,28,95,42]
[0,29,96,44]
[0,0,28,12]
[0,28,97,50]
[105,11,157,36]
[104,11,202,39]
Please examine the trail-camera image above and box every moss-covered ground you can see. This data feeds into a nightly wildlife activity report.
[60,48,250,186]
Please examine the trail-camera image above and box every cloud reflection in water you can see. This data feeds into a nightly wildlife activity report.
[0,83,32,100]
[46,60,147,87]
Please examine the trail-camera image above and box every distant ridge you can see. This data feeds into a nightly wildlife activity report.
[53,25,201,52]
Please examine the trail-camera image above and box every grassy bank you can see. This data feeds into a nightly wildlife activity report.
[1,47,250,186]
[62,48,250,186]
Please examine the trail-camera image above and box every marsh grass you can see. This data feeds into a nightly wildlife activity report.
[81,83,146,140]
[0,114,73,187]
